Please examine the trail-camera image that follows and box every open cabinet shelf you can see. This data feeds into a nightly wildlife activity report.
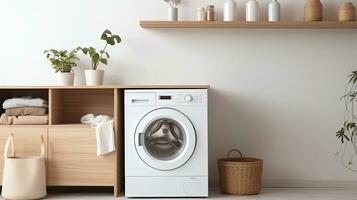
[140,21,357,29]
[50,89,114,125]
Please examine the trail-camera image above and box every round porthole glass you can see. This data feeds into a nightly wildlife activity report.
[143,118,186,161]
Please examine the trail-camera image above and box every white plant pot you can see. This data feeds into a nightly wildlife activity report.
[168,7,178,21]
[85,70,104,86]
[56,72,74,86]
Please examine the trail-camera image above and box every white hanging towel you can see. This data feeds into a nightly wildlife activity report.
[80,114,116,156]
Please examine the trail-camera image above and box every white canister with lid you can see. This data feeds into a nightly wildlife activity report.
[197,7,206,21]
[246,0,260,21]
[268,0,281,22]
[224,0,237,21]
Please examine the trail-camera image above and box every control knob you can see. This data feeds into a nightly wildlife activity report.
[184,94,193,102]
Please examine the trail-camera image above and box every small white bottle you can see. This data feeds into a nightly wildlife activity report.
[197,7,206,21]
[268,0,281,22]
[224,0,237,21]
[246,0,260,21]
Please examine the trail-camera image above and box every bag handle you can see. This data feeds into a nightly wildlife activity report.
[40,135,45,158]
[4,134,45,158]
[227,149,243,159]
[4,133,15,158]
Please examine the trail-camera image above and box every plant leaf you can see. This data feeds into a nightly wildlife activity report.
[107,37,115,45]
[100,58,107,65]
[92,53,100,65]
[113,35,121,43]
[101,33,109,41]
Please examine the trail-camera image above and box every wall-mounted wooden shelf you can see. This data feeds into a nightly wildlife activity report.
[140,21,357,29]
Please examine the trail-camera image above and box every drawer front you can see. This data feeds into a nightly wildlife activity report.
[0,127,48,184]
[47,127,114,186]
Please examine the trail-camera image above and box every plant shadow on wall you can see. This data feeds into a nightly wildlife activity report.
[336,70,357,172]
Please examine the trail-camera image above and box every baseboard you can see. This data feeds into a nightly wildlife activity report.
[210,179,357,188]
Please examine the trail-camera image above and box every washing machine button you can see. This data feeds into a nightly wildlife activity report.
[184,94,193,102]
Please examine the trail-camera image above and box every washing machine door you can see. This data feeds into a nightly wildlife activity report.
[135,108,196,171]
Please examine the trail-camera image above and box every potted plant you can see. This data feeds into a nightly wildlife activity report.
[79,29,121,86]
[164,0,181,21]
[336,70,357,172]
[44,49,79,86]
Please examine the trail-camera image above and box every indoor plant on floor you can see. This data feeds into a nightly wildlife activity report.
[336,70,357,172]
[44,48,79,86]
[79,29,121,86]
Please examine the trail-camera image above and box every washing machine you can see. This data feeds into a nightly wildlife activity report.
[124,89,208,197]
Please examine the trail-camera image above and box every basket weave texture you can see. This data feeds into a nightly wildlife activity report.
[218,149,263,195]
[304,0,323,21]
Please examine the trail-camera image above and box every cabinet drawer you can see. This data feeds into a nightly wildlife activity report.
[47,127,114,186]
[0,127,48,184]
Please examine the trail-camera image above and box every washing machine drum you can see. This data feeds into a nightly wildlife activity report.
[145,118,185,160]
[135,108,197,171]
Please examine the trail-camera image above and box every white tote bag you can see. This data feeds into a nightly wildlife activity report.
[1,133,47,200]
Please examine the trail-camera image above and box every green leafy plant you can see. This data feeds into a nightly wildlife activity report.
[78,29,121,70]
[336,70,357,172]
[163,0,181,8]
[44,49,79,73]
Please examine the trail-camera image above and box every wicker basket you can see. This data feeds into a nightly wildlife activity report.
[218,149,263,195]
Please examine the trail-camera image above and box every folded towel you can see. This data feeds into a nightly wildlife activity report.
[81,114,116,156]
[13,116,48,125]
[0,114,12,125]
[3,97,48,109]
[5,107,47,116]
[0,114,48,125]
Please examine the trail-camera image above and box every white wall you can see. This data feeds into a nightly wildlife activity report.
[1,0,357,187]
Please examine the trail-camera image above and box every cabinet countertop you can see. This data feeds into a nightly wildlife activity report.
[0,85,210,89]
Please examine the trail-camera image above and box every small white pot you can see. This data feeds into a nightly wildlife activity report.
[85,70,104,86]
[168,7,178,21]
[56,72,74,86]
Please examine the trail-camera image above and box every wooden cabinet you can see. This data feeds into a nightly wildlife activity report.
[0,85,208,196]
[47,126,114,186]
[0,127,47,183]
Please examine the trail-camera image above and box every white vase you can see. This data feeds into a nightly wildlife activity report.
[246,0,260,21]
[197,7,206,21]
[56,72,74,86]
[168,7,178,21]
[268,0,281,22]
[85,70,104,86]
[224,0,237,21]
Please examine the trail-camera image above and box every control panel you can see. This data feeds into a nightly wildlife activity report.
[125,89,207,106]
[156,90,207,106]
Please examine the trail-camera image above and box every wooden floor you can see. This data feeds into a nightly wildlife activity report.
[44,188,357,199]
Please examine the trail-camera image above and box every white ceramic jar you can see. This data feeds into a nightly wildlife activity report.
[168,7,178,21]
[197,7,206,21]
[224,0,237,21]
[246,0,260,21]
[268,0,281,22]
